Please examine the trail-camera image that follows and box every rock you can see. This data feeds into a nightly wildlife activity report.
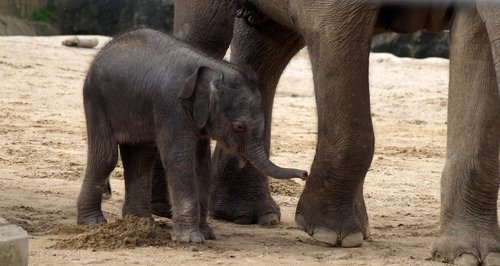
[0,219,28,266]
[371,30,450,58]
[62,36,99,48]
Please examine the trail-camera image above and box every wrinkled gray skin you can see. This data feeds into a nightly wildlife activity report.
[76,28,307,243]
[171,0,500,263]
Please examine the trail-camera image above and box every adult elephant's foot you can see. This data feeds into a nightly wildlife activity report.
[431,223,500,265]
[295,177,370,247]
[209,154,280,226]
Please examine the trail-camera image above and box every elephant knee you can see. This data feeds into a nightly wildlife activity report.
[317,131,374,175]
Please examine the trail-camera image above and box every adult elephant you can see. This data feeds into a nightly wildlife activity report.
[173,0,499,264]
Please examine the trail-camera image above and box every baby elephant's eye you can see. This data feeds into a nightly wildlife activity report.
[231,121,246,134]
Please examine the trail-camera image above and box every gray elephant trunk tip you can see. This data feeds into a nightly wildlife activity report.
[299,170,308,180]
[246,145,308,180]
[271,169,308,181]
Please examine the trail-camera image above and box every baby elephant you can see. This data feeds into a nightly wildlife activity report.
[77,28,308,243]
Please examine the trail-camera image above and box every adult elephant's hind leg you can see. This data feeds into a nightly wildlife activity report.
[431,5,500,265]
[210,19,304,226]
[295,3,378,247]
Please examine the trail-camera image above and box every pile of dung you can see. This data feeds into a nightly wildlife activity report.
[51,216,172,250]
[269,179,303,197]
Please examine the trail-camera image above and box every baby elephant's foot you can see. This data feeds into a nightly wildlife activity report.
[172,228,206,243]
[77,212,107,225]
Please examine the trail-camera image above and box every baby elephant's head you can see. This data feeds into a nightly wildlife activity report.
[178,65,307,180]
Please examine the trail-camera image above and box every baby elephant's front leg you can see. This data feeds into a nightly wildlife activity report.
[163,145,206,243]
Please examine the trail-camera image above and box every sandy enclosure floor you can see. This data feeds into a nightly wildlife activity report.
[0,35,475,265]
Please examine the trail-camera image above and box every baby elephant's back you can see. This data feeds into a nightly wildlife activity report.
[90,29,181,94]
[98,28,178,62]
[84,29,185,142]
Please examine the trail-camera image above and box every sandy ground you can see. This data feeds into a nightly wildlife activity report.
[0,35,460,265]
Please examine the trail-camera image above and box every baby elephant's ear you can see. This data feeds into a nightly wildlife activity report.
[178,66,223,130]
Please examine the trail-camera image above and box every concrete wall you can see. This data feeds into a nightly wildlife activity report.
[0,217,28,266]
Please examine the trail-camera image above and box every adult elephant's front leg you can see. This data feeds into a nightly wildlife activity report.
[295,3,378,247]
[210,18,304,225]
[431,4,500,265]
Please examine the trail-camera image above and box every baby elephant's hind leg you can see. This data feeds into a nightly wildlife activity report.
[120,144,156,218]
[77,106,118,224]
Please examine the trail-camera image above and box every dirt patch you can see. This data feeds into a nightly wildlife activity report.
[1,205,63,234]
[269,179,303,197]
[51,216,172,251]
[377,145,445,158]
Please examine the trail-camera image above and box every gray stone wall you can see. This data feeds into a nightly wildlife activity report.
[0,15,57,36]
[0,0,49,18]
[0,0,174,36]
[51,0,174,35]
[0,0,57,36]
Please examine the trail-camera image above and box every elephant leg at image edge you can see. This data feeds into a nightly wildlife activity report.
[209,18,304,226]
[294,3,378,247]
[77,100,118,225]
[431,4,500,265]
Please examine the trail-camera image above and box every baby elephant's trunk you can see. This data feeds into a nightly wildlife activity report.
[246,144,308,180]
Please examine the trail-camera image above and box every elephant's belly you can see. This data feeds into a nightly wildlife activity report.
[114,127,156,146]
[110,114,156,145]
